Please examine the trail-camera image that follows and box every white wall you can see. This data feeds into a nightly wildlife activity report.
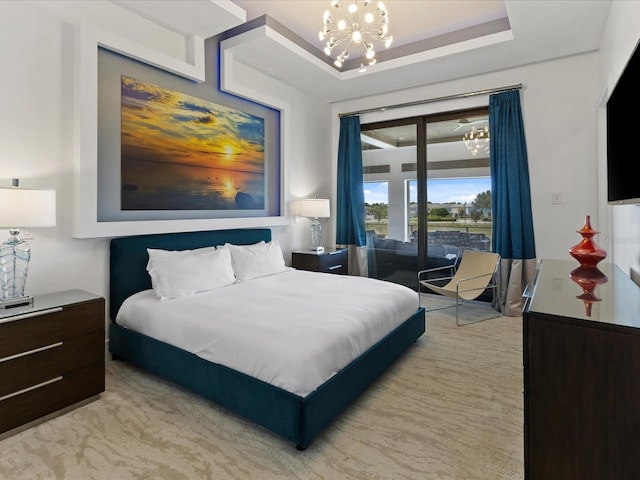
[598,0,640,276]
[0,2,331,320]
[333,52,602,265]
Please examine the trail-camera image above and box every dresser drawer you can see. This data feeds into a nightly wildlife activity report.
[0,299,104,359]
[317,250,348,274]
[0,362,105,434]
[0,291,105,438]
[0,330,104,398]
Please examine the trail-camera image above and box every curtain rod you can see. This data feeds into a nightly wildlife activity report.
[338,83,523,118]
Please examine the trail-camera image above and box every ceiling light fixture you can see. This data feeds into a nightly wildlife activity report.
[319,1,392,72]
[463,126,490,156]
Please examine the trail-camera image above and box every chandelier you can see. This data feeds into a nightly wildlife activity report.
[463,126,490,156]
[319,1,392,72]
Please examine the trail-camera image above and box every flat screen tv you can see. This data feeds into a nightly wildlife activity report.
[607,39,640,205]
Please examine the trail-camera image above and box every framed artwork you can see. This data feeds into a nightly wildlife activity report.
[120,75,266,212]
[73,23,287,238]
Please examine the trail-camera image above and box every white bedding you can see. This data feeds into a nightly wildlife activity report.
[116,269,419,397]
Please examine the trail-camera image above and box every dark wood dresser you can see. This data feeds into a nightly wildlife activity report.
[291,248,348,274]
[523,259,640,479]
[0,289,105,438]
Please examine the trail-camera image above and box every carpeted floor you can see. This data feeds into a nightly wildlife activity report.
[0,300,523,480]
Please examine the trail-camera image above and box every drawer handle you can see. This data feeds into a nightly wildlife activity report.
[328,264,343,270]
[0,341,64,363]
[0,376,63,402]
[0,307,63,325]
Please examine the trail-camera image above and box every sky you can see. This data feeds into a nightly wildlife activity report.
[120,75,265,173]
[364,177,492,205]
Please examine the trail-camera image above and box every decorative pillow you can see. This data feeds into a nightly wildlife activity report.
[146,246,236,300]
[226,240,286,282]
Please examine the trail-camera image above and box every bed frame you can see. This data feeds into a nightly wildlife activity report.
[109,228,425,450]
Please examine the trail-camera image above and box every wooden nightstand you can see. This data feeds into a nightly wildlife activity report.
[0,289,105,438]
[291,248,348,275]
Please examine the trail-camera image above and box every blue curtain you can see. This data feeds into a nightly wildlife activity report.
[336,115,367,274]
[489,90,537,315]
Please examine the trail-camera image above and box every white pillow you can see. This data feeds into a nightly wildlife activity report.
[146,246,236,300]
[226,240,286,282]
[146,246,217,288]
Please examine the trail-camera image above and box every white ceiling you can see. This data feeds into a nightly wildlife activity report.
[112,0,612,103]
[233,0,510,53]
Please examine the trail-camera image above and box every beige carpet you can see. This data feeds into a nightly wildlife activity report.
[0,301,523,480]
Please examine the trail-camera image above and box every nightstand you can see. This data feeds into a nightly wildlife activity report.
[291,248,348,275]
[0,289,105,438]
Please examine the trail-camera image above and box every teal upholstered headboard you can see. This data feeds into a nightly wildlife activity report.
[109,228,272,320]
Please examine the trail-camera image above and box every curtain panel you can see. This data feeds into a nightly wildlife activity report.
[336,116,367,275]
[489,90,537,316]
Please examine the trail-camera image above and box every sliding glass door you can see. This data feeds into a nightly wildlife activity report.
[361,108,491,290]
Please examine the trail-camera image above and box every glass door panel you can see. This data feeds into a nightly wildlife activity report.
[422,112,493,290]
[362,123,418,289]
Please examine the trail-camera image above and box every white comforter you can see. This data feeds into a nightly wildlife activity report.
[116,269,419,397]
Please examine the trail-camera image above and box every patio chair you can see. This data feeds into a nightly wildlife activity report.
[418,249,501,326]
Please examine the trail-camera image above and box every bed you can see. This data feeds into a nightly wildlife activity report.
[109,228,425,450]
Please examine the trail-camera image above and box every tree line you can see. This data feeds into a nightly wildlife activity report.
[366,190,492,222]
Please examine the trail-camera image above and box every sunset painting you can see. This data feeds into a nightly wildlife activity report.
[120,75,265,211]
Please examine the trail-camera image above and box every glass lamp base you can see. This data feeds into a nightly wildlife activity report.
[0,232,31,304]
[310,218,323,250]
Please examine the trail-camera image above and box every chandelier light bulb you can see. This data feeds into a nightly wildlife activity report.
[320,0,392,72]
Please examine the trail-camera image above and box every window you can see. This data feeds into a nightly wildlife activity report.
[364,181,388,238]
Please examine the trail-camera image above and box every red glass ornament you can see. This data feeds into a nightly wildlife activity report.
[569,215,607,267]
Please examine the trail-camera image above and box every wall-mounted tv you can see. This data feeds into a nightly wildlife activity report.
[607,39,640,205]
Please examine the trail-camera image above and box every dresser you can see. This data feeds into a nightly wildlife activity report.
[523,259,640,479]
[291,248,348,275]
[0,289,105,438]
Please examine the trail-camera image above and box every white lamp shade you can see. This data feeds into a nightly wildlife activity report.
[0,187,56,228]
[299,198,330,218]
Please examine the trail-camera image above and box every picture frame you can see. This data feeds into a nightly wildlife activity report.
[73,23,289,238]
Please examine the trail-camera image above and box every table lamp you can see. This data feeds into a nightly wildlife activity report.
[0,179,56,308]
[299,198,330,252]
